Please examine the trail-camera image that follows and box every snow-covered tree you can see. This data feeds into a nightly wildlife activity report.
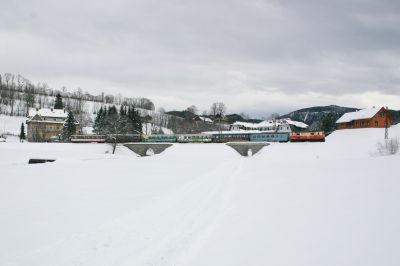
[61,111,77,141]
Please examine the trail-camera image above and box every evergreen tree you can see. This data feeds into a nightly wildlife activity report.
[127,105,142,134]
[108,105,117,116]
[54,93,63,109]
[19,123,26,142]
[134,109,143,133]
[61,111,77,141]
[119,105,126,116]
[94,106,106,134]
[93,105,142,152]
[322,113,339,134]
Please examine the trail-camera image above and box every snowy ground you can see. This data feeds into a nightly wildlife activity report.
[0,115,26,135]
[0,126,399,266]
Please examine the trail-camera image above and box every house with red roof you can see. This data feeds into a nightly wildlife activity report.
[336,107,390,130]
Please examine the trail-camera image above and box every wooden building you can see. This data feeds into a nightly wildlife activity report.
[26,108,79,142]
[336,107,390,130]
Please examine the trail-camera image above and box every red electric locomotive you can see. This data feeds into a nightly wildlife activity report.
[289,131,325,142]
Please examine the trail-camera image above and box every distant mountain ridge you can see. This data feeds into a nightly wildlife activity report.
[280,105,359,130]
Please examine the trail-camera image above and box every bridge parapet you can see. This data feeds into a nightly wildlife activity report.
[226,142,270,156]
[124,143,173,156]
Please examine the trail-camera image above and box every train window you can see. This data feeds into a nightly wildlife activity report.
[311,133,314,135]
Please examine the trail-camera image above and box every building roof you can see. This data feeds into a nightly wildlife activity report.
[28,108,68,119]
[196,116,213,123]
[203,130,261,134]
[336,107,382,124]
[232,118,308,129]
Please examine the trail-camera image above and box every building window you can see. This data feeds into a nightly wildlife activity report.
[375,121,378,126]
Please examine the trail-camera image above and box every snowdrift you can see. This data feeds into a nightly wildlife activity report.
[0,125,399,266]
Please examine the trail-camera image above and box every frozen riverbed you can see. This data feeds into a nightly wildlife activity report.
[1,126,400,266]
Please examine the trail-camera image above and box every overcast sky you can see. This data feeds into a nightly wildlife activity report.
[1,0,400,117]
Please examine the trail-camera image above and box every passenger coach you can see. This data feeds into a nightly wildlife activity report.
[70,134,107,143]
[211,133,250,143]
[250,132,289,142]
[177,134,212,143]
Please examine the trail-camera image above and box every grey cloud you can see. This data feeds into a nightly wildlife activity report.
[1,0,399,115]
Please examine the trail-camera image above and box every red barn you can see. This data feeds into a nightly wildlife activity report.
[336,107,390,130]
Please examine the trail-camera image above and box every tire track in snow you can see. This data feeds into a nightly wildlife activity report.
[133,158,244,266]
[7,158,244,266]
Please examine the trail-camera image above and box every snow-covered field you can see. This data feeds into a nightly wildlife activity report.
[0,126,399,266]
[0,115,26,135]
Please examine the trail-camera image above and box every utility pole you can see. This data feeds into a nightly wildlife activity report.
[384,106,389,140]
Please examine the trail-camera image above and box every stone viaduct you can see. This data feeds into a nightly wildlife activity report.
[226,142,270,156]
[124,143,173,156]
[123,142,269,157]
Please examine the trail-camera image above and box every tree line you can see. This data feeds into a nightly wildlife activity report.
[94,105,142,135]
[0,73,155,117]
[93,105,143,153]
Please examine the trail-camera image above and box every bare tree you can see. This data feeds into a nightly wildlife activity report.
[210,102,226,118]
[36,82,48,108]
[216,102,226,117]
[186,105,198,115]
[210,102,226,133]
[0,74,3,105]
[377,137,399,156]
[210,103,218,117]
[7,73,16,116]
[270,112,280,120]
[105,94,114,104]
[115,93,123,105]
[24,80,35,114]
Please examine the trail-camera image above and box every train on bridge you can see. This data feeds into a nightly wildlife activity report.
[70,131,325,143]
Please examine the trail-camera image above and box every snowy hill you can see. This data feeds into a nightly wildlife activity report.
[0,125,399,265]
[282,105,359,125]
[0,114,26,135]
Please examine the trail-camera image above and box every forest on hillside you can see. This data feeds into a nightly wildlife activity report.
[0,73,155,117]
[0,73,227,133]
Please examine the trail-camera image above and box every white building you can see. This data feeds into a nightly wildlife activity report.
[230,119,308,133]
[26,108,79,142]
